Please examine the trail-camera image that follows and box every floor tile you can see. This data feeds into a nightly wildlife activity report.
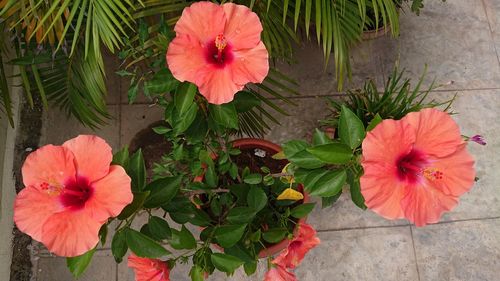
[273,40,384,98]
[104,50,123,105]
[263,96,332,145]
[378,0,500,91]
[427,90,500,221]
[294,226,418,281]
[34,252,116,281]
[483,0,500,63]
[41,105,121,151]
[412,218,500,281]
[306,191,409,230]
[119,104,165,147]
[119,227,418,281]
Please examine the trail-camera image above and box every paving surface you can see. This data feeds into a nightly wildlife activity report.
[32,0,500,280]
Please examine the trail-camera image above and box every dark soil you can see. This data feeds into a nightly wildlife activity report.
[232,146,287,174]
[129,120,172,179]
[10,95,44,281]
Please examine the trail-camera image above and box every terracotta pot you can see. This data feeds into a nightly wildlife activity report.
[361,23,391,40]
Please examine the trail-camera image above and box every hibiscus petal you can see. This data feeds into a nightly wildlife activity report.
[63,135,112,182]
[222,3,263,49]
[197,67,243,104]
[430,146,475,197]
[86,165,133,222]
[167,34,208,83]
[174,2,226,43]
[360,170,406,219]
[360,120,416,219]
[231,42,269,85]
[362,119,416,166]
[22,145,76,189]
[41,211,101,257]
[13,186,62,241]
[401,182,458,227]
[128,254,170,281]
[402,108,463,158]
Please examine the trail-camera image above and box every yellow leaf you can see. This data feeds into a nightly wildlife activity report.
[272,151,286,160]
[280,163,295,183]
[277,188,304,201]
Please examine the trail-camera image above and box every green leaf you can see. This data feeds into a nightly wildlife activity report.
[143,176,182,208]
[152,126,170,135]
[126,229,170,258]
[307,143,352,164]
[112,147,129,166]
[128,149,147,192]
[111,230,128,263]
[204,165,218,188]
[247,187,267,211]
[67,248,96,278]
[282,140,324,169]
[169,226,197,250]
[366,113,383,132]
[243,173,262,185]
[234,91,261,112]
[308,169,347,197]
[209,103,239,129]
[174,82,197,116]
[215,224,247,248]
[312,128,332,145]
[148,216,172,240]
[262,228,288,243]
[210,253,244,274]
[227,207,256,224]
[145,68,179,94]
[185,111,208,142]
[118,191,150,220]
[290,203,316,218]
[348,171,367,210]
[244,261,258,276]
[190,265,204,281]
[99,224,108,246]
[321,191,342,208]
[339,105,366,149]
[128,81,139,104]
[173,102,198,135]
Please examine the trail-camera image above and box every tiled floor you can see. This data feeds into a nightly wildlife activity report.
[33,0,500,280]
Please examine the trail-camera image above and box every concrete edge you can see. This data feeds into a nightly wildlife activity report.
[0,63,21,279]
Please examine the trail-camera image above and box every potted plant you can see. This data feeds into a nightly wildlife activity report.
[11,2,320,280]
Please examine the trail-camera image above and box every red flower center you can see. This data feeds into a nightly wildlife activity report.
[205,34,234,68]
[60,176,94,209]
[396,149,429,184]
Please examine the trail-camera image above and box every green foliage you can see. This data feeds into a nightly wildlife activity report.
[325,66,455,128]
[126,228,170,258]
[66,248,96,278]
[210,253,244,274]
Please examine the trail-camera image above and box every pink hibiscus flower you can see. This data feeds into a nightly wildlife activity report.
[166,1,269,104]
[264,263,297,281]
[360,108,476,226]
[13,135,133,257]
[273,222,320,269]
[128,254,170,281]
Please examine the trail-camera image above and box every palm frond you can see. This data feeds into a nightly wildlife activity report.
[11,42,110,128]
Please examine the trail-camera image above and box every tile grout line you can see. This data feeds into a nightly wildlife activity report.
[117,55,123,150]
[104,85,500,106]
[409,226,422,281]
[480,0,500,69]
[116,55,122,281]
[35,217,500,257]
[315,216,500,234]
